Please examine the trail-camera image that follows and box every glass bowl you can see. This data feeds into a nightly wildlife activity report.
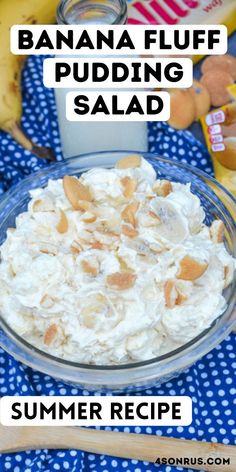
[0,151,235,393]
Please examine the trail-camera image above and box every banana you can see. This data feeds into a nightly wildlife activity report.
[150,197,189,244]
[0,0,59,160]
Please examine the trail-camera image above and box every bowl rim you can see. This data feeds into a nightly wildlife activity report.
[0,149,235,206]
[0,151,235,384]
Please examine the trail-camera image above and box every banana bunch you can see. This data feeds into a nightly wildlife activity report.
[0,0,59,160]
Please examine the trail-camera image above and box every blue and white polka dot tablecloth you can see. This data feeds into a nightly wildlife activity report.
[0,55,235,472]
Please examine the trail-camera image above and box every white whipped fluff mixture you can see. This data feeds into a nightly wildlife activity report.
[0,156,235,365]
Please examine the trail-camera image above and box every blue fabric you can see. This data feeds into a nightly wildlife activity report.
[0,55,235,472]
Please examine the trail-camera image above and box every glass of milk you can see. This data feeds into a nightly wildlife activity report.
[56,0,148,158]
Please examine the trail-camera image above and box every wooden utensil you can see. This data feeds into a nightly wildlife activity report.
[0,424,235,472]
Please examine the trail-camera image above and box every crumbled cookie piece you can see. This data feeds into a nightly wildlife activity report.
[121,176,137,198]
[153,180,173,197]
[63,175,92,210]
[82,213,97,223]
[224,266,229,282]
[76,200,96,213]
[224,265,229,277]
[116,255,133,273]
[177,256,208,281]
[44,324,58,345]
[96,226,118,237]
[56,209,68,234]
[81,260,99,277]
[91,241,104,250]
[39,247,57,256]
[149,210,160,221]
[70,240,82,254]
[33,199,43,212]
[164,280,187,308]
[121,201,139,227]
[115,154,141,169]
[223,265,232,288]
[106,272,137,290]
[210,220,225,244]
[121,224,139,238]
[164,280,177,308]
[81,311,96,329]
[32,198,54,212]
[176,290,187,305]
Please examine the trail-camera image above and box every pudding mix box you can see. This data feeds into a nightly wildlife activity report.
[127,0,236,63]
[128,0,236,30]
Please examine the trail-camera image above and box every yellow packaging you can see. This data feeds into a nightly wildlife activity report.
[200,102,236,197]
[227,84,236,101]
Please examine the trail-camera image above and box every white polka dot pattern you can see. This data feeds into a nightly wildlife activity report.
[0,55,235,472]
[0,339,235,472]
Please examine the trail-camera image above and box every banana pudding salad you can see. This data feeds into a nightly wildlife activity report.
[0,155,235,365]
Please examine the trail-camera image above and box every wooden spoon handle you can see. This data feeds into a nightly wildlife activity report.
[0,425,235,472]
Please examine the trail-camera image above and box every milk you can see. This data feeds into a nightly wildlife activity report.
[55,87,148,157]
[55,0,148,158]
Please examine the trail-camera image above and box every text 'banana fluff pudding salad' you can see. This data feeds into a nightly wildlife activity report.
[0,155,235,365]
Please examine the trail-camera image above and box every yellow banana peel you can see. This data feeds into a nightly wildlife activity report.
[0,0,59,160]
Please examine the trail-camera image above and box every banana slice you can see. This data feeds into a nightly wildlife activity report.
[150,198,189,244]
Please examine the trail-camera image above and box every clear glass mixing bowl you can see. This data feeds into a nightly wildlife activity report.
[0,152,235,393]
